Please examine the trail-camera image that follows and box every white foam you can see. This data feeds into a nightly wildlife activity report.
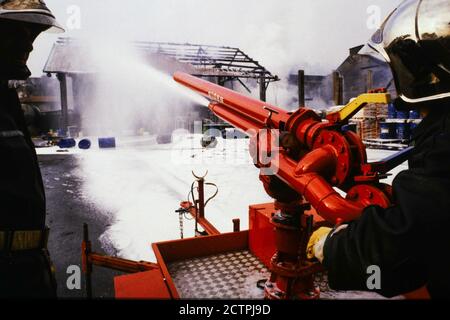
[71,137,405,262]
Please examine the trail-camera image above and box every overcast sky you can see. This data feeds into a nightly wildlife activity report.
[29,0,403,77]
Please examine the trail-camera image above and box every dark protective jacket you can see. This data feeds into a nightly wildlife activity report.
[0,85,46,229]
[323,105,450,299]
[0,84,55,298]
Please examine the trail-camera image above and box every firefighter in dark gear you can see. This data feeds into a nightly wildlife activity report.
[0,0,63,298]
[308,0,450,299]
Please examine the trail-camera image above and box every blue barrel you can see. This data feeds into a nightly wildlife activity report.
[380,123,396,139]
[396,122,411,140]
[410,109,421,119]
[98,137,116,148]
[396,110,410,119]
[388,103,397,119]
[78,139,92,150]
[57,138,76,149]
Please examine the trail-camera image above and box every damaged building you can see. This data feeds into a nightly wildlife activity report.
[289,45,397,110]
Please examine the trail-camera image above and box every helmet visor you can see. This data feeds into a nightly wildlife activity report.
[370,0,450,103]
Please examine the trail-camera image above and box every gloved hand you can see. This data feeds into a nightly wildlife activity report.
[307,227,332,262]
[307,225,348,262]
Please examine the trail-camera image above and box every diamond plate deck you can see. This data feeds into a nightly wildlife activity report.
[168,250,270,299]
[168,250,388,300]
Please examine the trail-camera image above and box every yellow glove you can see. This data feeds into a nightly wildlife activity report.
[307,225,349,262]
[307,227,332,262]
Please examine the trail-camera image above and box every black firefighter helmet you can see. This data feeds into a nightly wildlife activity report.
[0,0,64,32]
[366,0,450,108]
[0,0,64,80]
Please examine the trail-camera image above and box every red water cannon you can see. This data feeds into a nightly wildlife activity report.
[174,72,410,299]
[174,72,401,222]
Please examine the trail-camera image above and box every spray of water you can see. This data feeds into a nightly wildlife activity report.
[76,39,208,136]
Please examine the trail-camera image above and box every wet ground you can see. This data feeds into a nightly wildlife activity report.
[39,154,121,298]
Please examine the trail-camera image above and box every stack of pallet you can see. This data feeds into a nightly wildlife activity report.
[350,102,388,140]
[376,103,388,119]
[356,119,378,139]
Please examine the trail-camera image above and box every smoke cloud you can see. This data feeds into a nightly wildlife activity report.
[30,0,402,109]
[75,39,208,135]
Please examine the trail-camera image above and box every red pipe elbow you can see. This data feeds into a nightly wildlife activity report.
[277,155,364,223]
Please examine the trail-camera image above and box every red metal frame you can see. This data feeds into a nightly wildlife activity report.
[111,203,429,299]
[178,174,221,236]
[179,201,220,236]
[114,269,172,299]
[118,231,250,299]
[81,223,163,299]
[249,203,277,268]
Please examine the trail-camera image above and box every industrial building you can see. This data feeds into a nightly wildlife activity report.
[289,45,396,108]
